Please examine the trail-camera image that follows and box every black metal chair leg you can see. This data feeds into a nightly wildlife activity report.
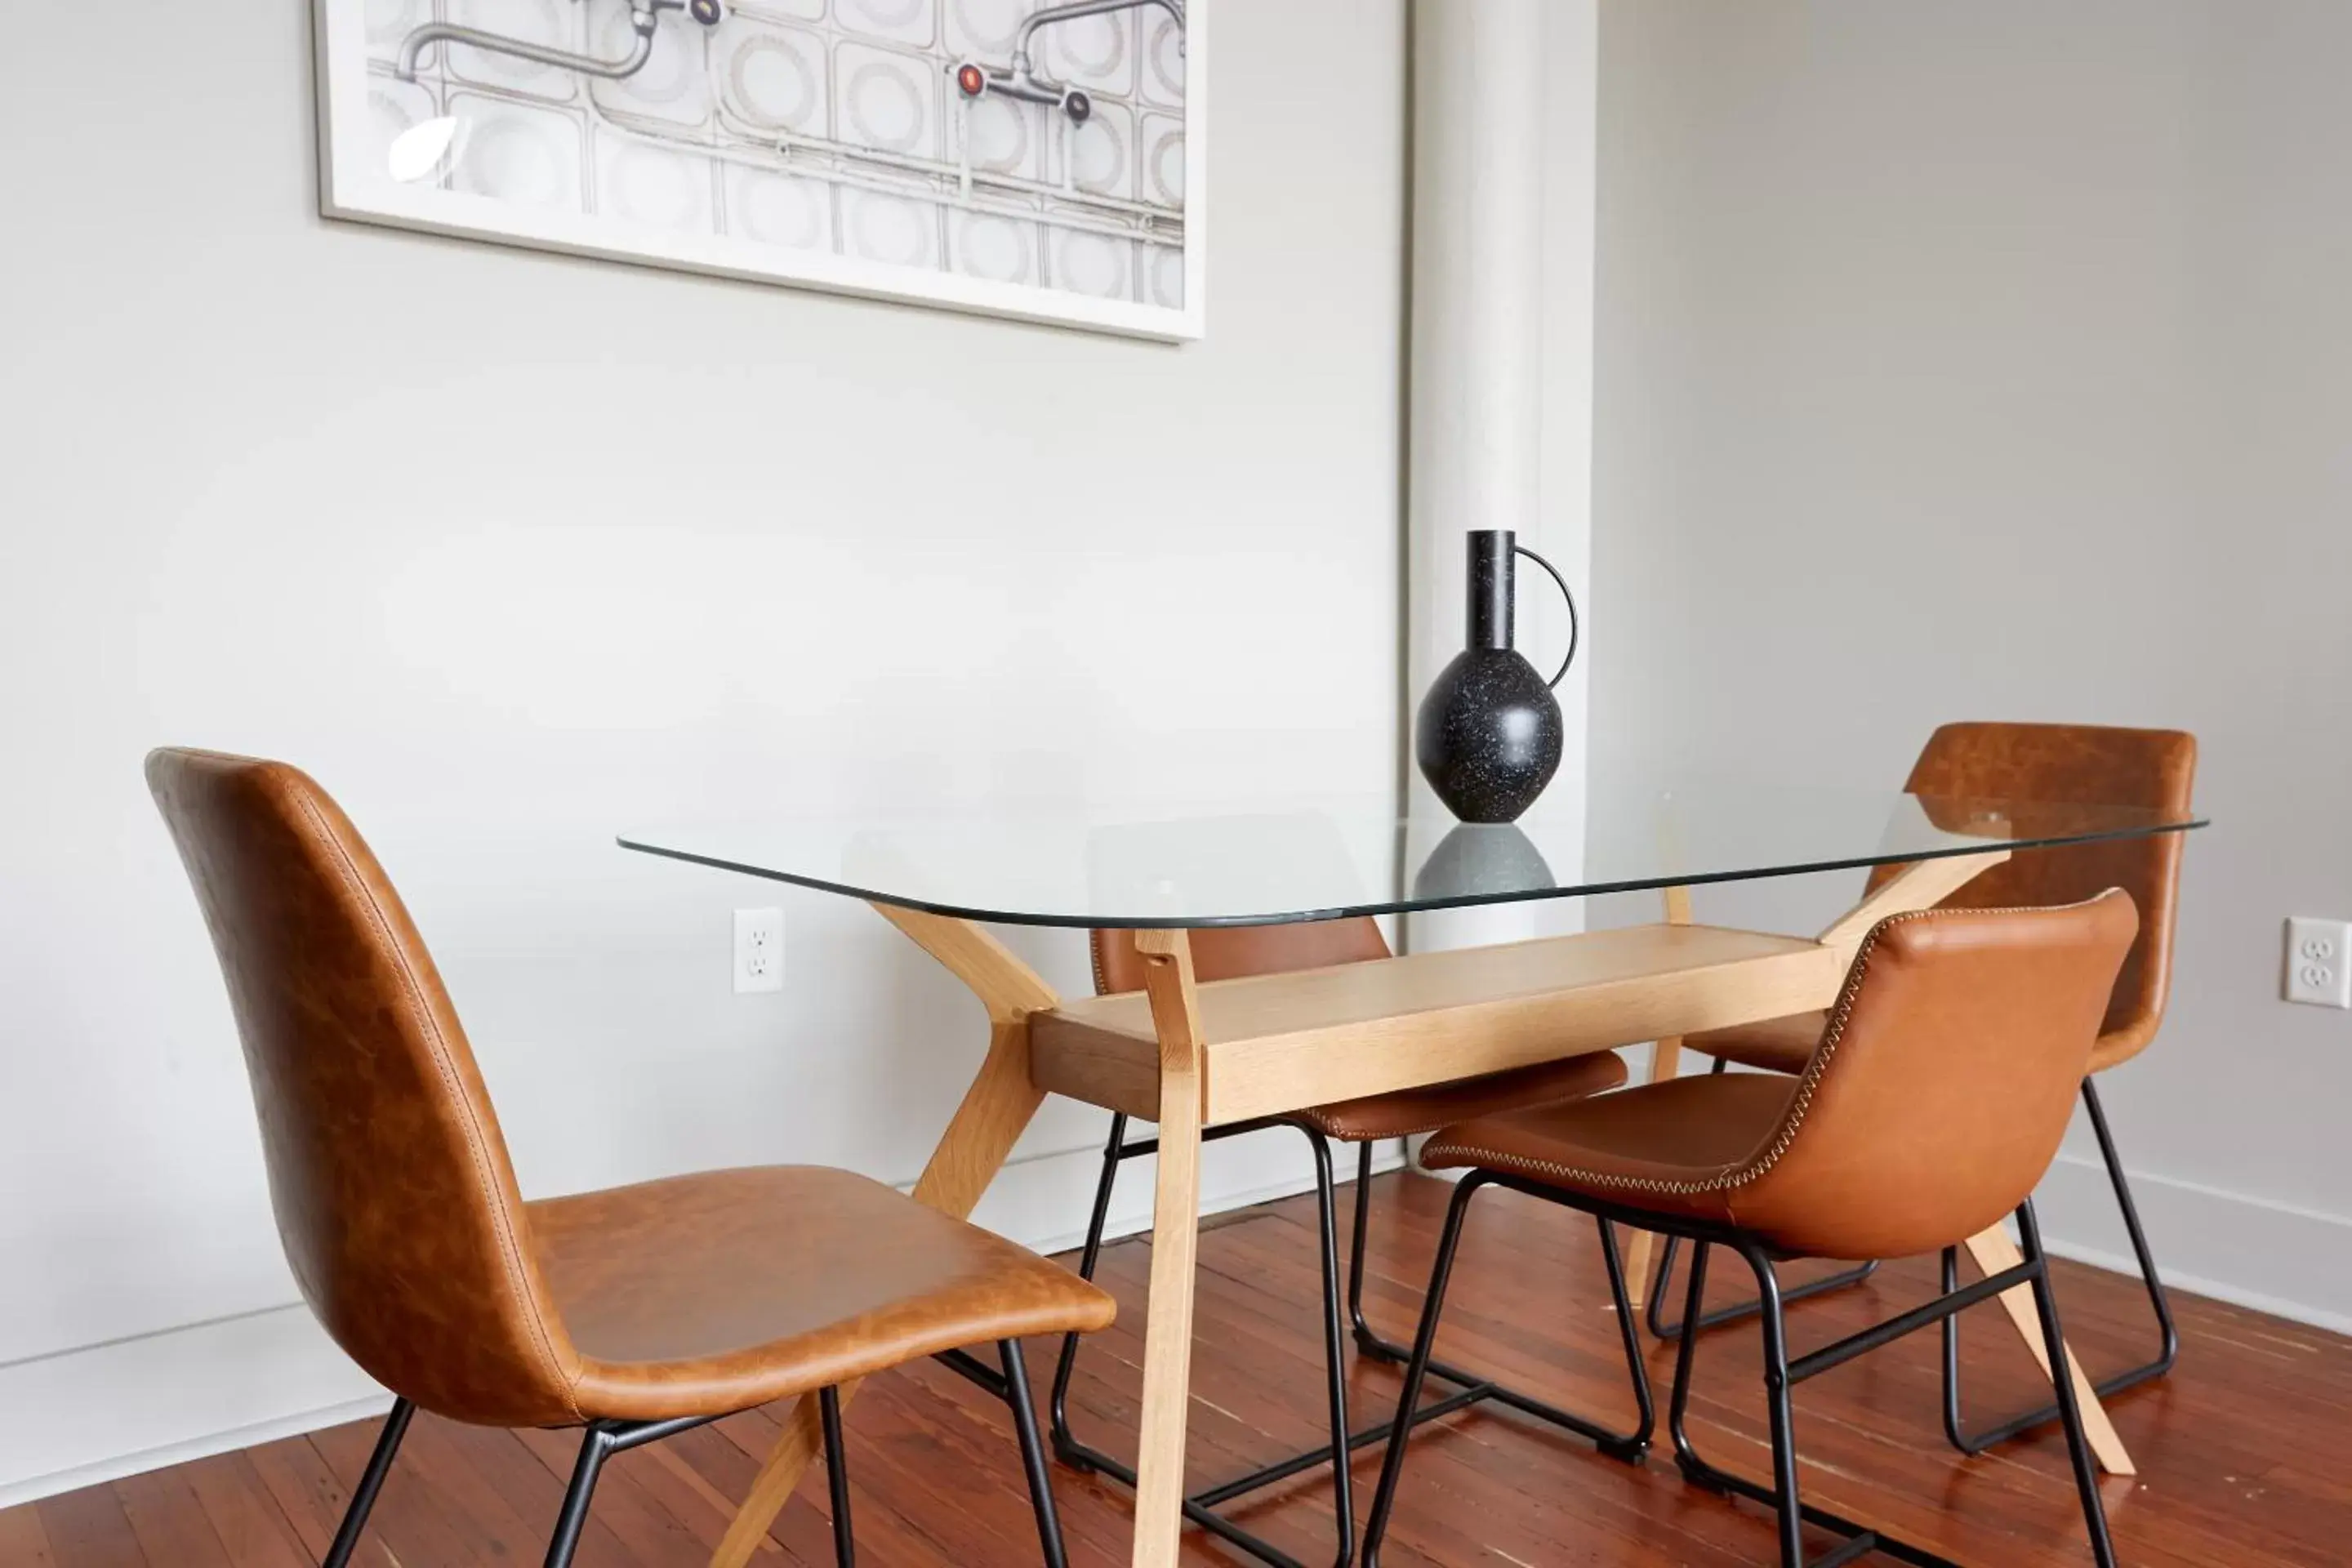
[1000,1341,1072,1568]
[1049,1111,1127,1468]
[1646,1234,1685,1340]
[1300,1129,1357,1566]
[2088,1076,2180,1378]
[1057,1120,1637,1567]
[820,1386,855,1567]
[1665,1241,1714,1485]
[322,1397,413,1568]
[1938,1245,1967,1453]
[1463,1166,2123,1567]
[544,1426,617,1568]
[1051,1116,1366,1568]
[1649,1236,1880,1342]
[1350,1145,1650,1462]
[1346,1141,1395,1361]
[1360,1174,1484,1568]
[1647,1064,1880,1343]
[1667,1242,1890,1568]
[1593,1219,1657,1451]
[1646,1233,1684,1339]
[1945,1079,2178,1454]
[1747,1250,1807,1568]
[1340,1175,1650,1467]
[2016,1200,2121,1568]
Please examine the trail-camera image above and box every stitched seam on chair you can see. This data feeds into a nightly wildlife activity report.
[292,786,584,1420]
[1306,1112,1444,1141]
[1425,902,2082,1196]
[1313,1115,1457,1140]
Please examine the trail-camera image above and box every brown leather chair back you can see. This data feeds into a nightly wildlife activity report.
[1733,891,2138,1260]
[1873,722,2194,1065]
[1092,917,1391,996]
[146,750,585,1427]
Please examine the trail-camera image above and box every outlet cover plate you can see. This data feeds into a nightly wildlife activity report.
[2284,917,2352,1008]
[734,907,784,995]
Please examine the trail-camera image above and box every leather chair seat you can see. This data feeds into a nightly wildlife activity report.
[1421,1071,1798,1233]
[529,1165,1115,1422]
[1692,1010,2150,1079]
[1295,1050,1629,1142]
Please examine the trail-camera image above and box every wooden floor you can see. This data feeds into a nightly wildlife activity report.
[4,1169,2346,1566]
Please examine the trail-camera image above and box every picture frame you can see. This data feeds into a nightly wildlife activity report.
[313,0,1206,341]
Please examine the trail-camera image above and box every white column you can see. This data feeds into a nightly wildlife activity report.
[1405,0,1597,954]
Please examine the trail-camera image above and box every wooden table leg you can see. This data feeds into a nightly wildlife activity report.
[1963,1225,2137,1477]
[710,906,1058,1568]
[1129,929,1208,1568]
[1622,884,1692,1312]
[1812,851,2008,964]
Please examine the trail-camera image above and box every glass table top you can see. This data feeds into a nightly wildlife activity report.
[618,780,2204,929]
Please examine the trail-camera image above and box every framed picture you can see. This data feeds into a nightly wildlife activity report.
[314,0,1205,341]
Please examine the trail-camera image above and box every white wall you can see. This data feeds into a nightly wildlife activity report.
[1538,1,1599,895]
[1593,1,2352,1325]
[0,0,1406,1503]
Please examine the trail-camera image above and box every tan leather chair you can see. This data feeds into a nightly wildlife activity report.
[1358,893,2139,1568]
[1659,721,2195,1457]
[1049,922,1633,1566]
[145,749,1113,1568]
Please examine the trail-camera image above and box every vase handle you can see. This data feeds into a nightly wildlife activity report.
[1513,544,1579,690]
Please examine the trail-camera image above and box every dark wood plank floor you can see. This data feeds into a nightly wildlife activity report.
[7,1170,2347,1566]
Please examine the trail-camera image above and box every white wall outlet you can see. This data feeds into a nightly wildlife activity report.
[2283,917,2352,1008]
[734,907,784,995]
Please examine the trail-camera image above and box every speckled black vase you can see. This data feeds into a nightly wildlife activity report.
[1414,530,1579,824]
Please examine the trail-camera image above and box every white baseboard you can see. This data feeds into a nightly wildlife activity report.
[0,1303,390,1512]
[2032,1151,2352,1335]
[0,1127,1402,1512]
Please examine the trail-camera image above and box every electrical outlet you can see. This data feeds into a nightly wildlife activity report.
[2283,917,2352,1008]
[734,907,784,995]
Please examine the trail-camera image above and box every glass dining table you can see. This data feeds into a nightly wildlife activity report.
[621,782,2204,1568]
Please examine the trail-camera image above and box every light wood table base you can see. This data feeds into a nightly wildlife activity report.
[711,847,2131,1565]
[1964,1224,2136,1476]
[1620,882,1693,1312]
[1126,930,1208,1568]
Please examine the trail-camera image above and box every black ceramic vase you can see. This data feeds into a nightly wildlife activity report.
[1414,529,1579,824]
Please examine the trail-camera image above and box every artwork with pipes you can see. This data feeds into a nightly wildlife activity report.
[326,0,1191,326]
